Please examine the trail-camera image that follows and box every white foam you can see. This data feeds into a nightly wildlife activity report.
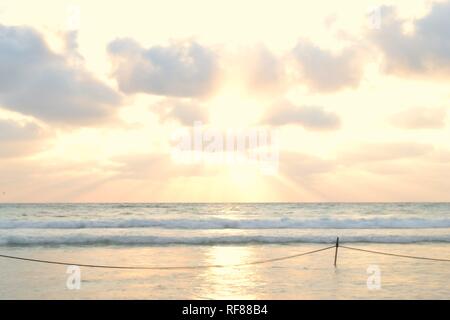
[1,217,450,229]
[1,234,450,246]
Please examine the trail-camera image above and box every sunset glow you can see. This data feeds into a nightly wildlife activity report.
[1,0,449,202]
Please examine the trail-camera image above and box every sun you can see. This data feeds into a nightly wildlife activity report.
[208,88,266,128]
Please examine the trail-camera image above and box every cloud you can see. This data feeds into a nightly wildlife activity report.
[239,45,286,94]
[281,152,335,177]
[108,38,220,98]
[153,98,208,126]
[390,107,447,129]
[112,153,217,180]
[277,151,337,200]
[0,157,118,202]
[262,101,340,130]
[370,3,450,77]
[340,142,434,163]
[292,40,365,92]
[0,118,48,157]
[0,25,121,125]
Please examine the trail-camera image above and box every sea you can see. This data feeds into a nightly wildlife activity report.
[0,203,449,299]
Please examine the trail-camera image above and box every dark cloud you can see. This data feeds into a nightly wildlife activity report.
[390,107,447,129]
[262,101,340,130]
[292,41,365,92]
[108,38,220,98]
[371,3,450,77]
[0,25,121,125]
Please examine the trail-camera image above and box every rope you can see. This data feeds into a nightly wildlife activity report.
[340,245,450,262]
[0,245,335,270]
[1,243,449,269]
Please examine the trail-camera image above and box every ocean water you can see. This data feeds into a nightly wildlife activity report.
[0,203,449,299]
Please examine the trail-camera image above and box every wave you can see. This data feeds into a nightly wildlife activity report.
[1,234,450,246]
[1,217,450,230]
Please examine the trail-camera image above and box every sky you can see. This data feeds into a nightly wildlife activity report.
[0,0,449,202]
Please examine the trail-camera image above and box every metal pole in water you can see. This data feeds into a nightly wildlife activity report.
[334,237,339,267]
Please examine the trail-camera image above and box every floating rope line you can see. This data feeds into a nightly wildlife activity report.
[340,245,450,262]
[0,245,335,270]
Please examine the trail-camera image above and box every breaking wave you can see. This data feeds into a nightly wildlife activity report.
[1,217,450,229]
[1,234,450,246]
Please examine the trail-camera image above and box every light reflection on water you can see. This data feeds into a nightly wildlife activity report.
[196,246,261,299]
[0,244,449,299]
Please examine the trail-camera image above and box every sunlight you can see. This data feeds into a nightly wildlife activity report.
[198,246,259,299]
[208,88,265,128]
